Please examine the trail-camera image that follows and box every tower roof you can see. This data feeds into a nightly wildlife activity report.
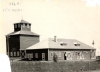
[6,31,39,36]
[6,20,39,36]
[14,20,31,24]
[19,20,31,24]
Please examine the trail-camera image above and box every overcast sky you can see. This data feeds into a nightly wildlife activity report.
[0,0,100,55]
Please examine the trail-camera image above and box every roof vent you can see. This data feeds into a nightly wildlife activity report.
[60,42,67,46]
[74,42,80,46]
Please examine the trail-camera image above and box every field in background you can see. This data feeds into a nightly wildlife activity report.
[11,60,100,72]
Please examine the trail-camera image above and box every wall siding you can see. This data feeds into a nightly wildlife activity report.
[21,24,31,31]
[20,35,39,50]
[48,50,64,61]
[26,49,48,61]
[48,49,95,61]
[7,35,20,57]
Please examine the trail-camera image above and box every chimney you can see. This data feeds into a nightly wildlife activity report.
[54,36,57,42]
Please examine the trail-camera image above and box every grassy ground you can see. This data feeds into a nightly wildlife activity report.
[84,70,100,72]
[11,60,100,72]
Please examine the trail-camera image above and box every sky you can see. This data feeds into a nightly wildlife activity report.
[0,0,100,55]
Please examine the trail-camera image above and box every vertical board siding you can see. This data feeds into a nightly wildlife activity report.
[21,25,30,31]
[26,49,48,61]
[8,35,20,57]
[20,35,39,50]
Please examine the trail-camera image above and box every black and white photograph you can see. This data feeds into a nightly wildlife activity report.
[0,0,100,72]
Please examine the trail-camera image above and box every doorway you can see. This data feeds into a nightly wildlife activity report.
[64,52,66,60]
[42,53,45,60]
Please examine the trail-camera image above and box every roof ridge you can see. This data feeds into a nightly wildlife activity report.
[57,38,76,40]
[48,38,76,40]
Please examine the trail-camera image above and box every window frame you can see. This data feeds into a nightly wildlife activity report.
[23,23,25,28]
[55,52,57,55]
[17,51,19,56]
[50,52,53,57]
[27,24,30,28]
[14,51,16,56]
[10,52,13,56]
[15,24,17,28]
[58,52,61,57]
[30,53,33,58]
[18,24,20,28]
[35,53,38,58]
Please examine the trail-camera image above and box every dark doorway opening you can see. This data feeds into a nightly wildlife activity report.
[64,52,66,60]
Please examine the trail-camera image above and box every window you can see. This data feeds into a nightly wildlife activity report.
[67,53,71,58]
[50,52,53,57]
[30,54,33,58]
[25,54,29,58]
[26,54,29,58]
[55,52,57,55]
[58,52,61,57]
[14,51,16,56]
[27,24,30,28]
[17,51,19,56]
[27,53,33,58]
[18,24,20,27]
[23,23,25,27]
[35,53,38,58]
[25,24,27,26]
[15,24,17,28]
[84,51,88,53]
[10,52,13,56]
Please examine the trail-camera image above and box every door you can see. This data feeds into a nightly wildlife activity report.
[42,53,45,60]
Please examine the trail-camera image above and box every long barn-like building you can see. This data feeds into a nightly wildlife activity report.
[6,20,96,61]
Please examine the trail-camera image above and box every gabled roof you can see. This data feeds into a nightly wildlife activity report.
[6,31,39,36]
[14,20,31,24]
[26,38,95,50]
[27,38,66,50]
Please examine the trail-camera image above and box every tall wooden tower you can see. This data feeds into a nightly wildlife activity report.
[6,20,40,58]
